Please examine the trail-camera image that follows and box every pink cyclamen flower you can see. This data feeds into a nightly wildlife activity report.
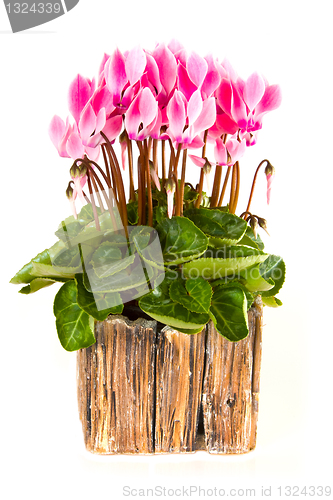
[215,72,281,142]
[214,136,247,166]
[125,87,158,141]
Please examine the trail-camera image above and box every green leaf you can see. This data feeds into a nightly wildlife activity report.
[139,280,210,330]
[90,242,134,279]
[75,274,123,320]
[183,254,268,280]
[210,286,249,341]
[169,277,212,314]
[19,277,69,294]
[53,281,96,351]
[10,248,52,285]
[156,216,208,265]
[262,296,283,307]
[212,281,254,310]
[167,325,205,334]
[238,226,265,251]
[130,226,165,271]
[260,255,286,297]
[127,201,139,225]
[240,264,275,292]
[31,262,79,280]
[184,208,247,245]
[204,245,265,259]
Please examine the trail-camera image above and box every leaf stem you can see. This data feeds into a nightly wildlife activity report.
[126,134,135,202]
[144,139,153,227]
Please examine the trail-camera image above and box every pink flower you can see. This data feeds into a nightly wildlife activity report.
[214,136,246,166]
[215,72,282,142]
[124,87,158,141]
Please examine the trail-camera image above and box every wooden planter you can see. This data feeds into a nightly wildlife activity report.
[77,297,263,455]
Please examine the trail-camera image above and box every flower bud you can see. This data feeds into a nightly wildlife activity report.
[257,216,270,236]
[165,178,176,194]
[264,161,275,177]
[70,162,87,179]
[66,181,74,200]
[264,162,275,205]
[250,216,258,239]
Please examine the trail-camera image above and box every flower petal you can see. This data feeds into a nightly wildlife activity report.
[177,62,197,101]
[187,51,208,87]
[105,48,128,106]
[153,43,177,95]
[187,89,203,126]
[49,115,66,149]
[189,154,206,168]
[68,75,94,125]
[201,54,222,98]
[214,138,228,165]
[166,90,187,143]
[79,104,96,143]
[102,115,123,142]
[243,72,265,112]
[255,84,282,116]
[125,45,147,86]
[192,97,216,136]
[66,132,85,159]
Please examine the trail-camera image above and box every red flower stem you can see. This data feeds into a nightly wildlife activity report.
[168,139,175,178]
[144,139,153,227]
[244,159,269,218]
[210,165,222,208]
[100,132,128,233]
[153,139,158,174]
[86,169,100,231]
[101,144,118,202]
[229,163,238,214]
[229,161,240,214]
[161,140,166,189]
[101,144,112,188]
[210,134,227,207]
[136,141,146,225]
[177,148,188,216]
[126,135,135,202]
[217,165,232,207]
[88,166,119,230]
[195,130,209,209]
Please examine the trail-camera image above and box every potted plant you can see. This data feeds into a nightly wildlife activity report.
[10,40,285,455]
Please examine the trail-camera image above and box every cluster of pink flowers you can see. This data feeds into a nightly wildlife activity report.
[49,40,281,164]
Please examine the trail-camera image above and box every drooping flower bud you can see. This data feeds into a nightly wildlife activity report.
[165,178,176,219]
[70,161,87,179]
[149,160,161,191]
[264,162,275,205]
[66,181,77,219]
[119,130,128,171]
[250,215,258,239]
[257,216,270,236]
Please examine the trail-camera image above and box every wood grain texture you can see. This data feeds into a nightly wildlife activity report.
[77,299,263,455]
[154,327,206,453]
[77,315,157,454]
[202,296,263,454]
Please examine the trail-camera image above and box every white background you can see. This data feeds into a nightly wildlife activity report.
[1,1,332,498]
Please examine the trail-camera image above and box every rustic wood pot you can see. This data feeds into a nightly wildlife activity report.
[77,296,263,455]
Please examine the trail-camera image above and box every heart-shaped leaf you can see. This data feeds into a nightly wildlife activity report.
[169,277,212,313]
[260,255,286,297]
[53,281,96,352]
[156,216,208,265]
[75,274,123,320]
[210,286,248,341]
[240,264,275,292]
[184,208,247,245]
[139,280,210,330]
[183,254,268,280]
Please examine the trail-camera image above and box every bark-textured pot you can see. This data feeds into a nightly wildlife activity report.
[77,296,263,454]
